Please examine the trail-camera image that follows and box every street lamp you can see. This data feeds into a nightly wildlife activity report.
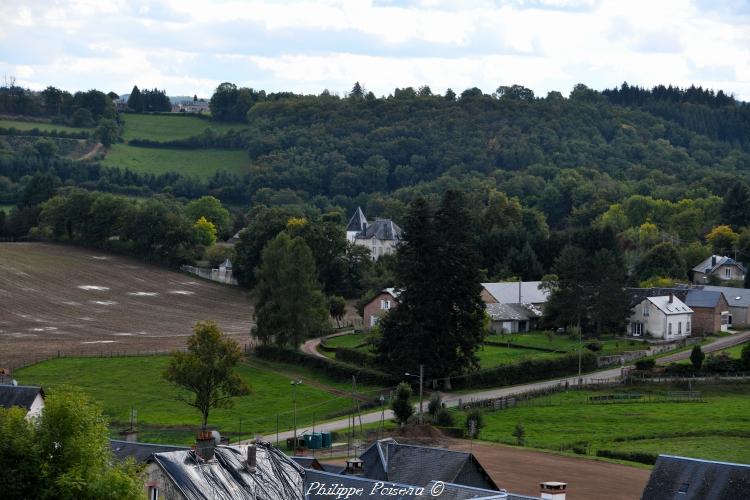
[379,394,385,439]
[290,380,302,452]
[404,364,424,424]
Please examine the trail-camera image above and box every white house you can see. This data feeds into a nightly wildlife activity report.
[0,384,45,419]
[628,294,693,340]
[345,207,402,260]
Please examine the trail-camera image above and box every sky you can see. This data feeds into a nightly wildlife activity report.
[0,0,749,100]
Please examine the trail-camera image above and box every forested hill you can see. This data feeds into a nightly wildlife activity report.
[205,83,748,228]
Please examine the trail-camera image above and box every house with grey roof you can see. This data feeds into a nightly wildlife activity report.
[627,294,693,339]
[684,289,731,334]
[145,442,304,500]
[692,255,747,284]
[481,282,549,307]
[346,207,402,260]
[700,284,750,326]
[110,439,189,463]
[641,455,750,500]
[485,303,542,334]
[355,439,499,491]
[0,384,44,419]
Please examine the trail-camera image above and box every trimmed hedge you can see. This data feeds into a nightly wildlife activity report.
[335,347,377,366]
[451,352,598,390]
[596,449,658,465]
[253,344,396,386]
[128,129,247,150]
[0,126,89,139]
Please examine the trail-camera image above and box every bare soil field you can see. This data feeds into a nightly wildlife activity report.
[0,243,254,369]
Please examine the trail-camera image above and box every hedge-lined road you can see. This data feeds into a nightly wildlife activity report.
[261,332,749,442]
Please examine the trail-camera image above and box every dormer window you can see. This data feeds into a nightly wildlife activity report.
[725,268,731,278]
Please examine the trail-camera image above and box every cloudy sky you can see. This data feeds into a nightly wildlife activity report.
[1,0,749,100]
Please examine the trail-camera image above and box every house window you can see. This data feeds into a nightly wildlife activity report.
[643,304,650,317]
[630,322,643,336]
[380,300,391,310]
[149,487,159,500]
[668,323,672,335]
[725,267,731,278]
[678,322,682,335]
[687,321,691,333]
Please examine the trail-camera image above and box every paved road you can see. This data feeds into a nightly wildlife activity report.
[260,332,749,442]
[300,331,351,359]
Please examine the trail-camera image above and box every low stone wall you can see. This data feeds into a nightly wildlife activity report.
[180,265,238,285]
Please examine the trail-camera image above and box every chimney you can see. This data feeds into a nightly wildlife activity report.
[246,444,257,474]
[195,430,216,461]
[345,458,364,476]
[669,293,674,303]
[540,482,567,500]
[712,255,717,267]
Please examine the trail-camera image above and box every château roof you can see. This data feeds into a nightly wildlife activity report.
[346,207,368,232]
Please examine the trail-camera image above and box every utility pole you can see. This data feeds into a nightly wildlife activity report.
[379,395,385,440]
[419,364,424,424]
[290,380,302,453]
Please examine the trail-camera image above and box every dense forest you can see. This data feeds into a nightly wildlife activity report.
[2,80,750,299]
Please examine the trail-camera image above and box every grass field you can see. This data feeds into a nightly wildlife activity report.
[101,143,250,178]
[121,114,248,142]
[485,333,647,356]
[325,333,369,349]
[15,356,384,445]
[0,118,92,134]
[717,342,748,358]
[459,383,750,464]
[476,345,560,367]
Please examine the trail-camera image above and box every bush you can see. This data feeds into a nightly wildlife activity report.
[663,363,695,376]
[427,393,442,417]
[704,352,742,373]
[392,382,414,426]
[512,422,526,446]
[334,347,376,366]
[433,408,454,427]
[742,343,750,370]
[596,449,658,465]
[690,345,705,370]
[465,408,484,437]
[585,341,603,352]
[635,358,655,371]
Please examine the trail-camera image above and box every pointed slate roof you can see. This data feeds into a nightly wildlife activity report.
[692,255,747,275]
[641,455,750,500]
[346,207,368,233]
[356,218,402,241]
[0,384,43,411]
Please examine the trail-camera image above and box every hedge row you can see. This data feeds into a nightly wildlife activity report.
[450,352,598,390]
[128,129,247,150]
[335,347,377,366]
[596,449,658,465]
[253,344,397,386]
[483,340,560,353]
[0,127,89,139]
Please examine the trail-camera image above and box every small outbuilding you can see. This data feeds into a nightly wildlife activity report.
[0,384,45,419]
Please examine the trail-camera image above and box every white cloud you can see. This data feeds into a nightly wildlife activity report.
[0,0,747,100]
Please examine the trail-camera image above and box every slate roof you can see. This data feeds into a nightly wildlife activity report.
[291,456,323,471]
[625,287,689,308]
[481,282,549,304]
[346,207,368,233]
[356,218,402,241]
[485,303,540,322]
[692,255,747,275]
[149,443,304,500]
[110,439,188,462]
[0,384,43,411]
[685,289,726,309]
[646,295,693,315]
[641,455,750,500]
[701,285,750,308]
[358,439,499,490]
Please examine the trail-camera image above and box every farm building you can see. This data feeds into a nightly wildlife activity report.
[627,294,693,340]
[641,455,750,500]
[485,302,543,334]
[0,384,44,419]
[362,288,400,330]
[700,285,750,326]
[481,282,549,307]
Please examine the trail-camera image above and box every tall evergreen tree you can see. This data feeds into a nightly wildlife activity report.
[721,182,750,230]
[253,232,330,346]
[127,85,143,112]
[350,81,364,99]
[377,191,484,387]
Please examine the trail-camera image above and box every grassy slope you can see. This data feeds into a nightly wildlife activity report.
[476,345,560,367]
[15,356,379,445]
[461,383,750,464]
[101,144,249,178]
[486,333,647,356]
[121,114,247,141]
[0,118,92,133]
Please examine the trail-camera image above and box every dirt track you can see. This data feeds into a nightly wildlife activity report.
[0,243,255,369]
[447,440,649,500]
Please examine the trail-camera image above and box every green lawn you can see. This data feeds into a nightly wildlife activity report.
[101,143,250,178]
[324,333,370,349]
[475,345,560,368]
[486,333,648,356]
[15,356,375,445]
[717,342,748,358]
[0,118,92,134]
[121,114,248,141]
[462,383,750,464]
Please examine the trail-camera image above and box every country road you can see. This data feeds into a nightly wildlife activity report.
[260,332,750,442]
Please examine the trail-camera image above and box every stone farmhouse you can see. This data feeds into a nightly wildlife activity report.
[691,255,747,284]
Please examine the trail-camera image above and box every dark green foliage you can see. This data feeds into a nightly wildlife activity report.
[96,118,119,147]
[164,321,249,429]
[690,345,706,370]
[635,242,687,282]
[742,344,750,370]
[392,382,414,426]
[427,393,442,417]
[210,82,264,122]
[378,192,485,383]
[451,352,598,390]
[434,408,454,427]
[185,195,232,238]
[512,422,526,445]
[334,347,376,366]
[635,358,656,371]
[252,232,330,347]
[596,449,658,465]
[465,408,484,437]
[329,295,346,328]
[585,341,603,352]
[127,85,144,112]
[704,352,742,373]
[721,182,750,230]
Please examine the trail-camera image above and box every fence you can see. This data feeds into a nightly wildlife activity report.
[6,348,187,372]
[180,265,238,286]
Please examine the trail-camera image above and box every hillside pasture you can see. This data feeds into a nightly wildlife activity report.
[0,242,254,369]
[121,114,248,141]
[0,117,93,134]
[101,143,250,178]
